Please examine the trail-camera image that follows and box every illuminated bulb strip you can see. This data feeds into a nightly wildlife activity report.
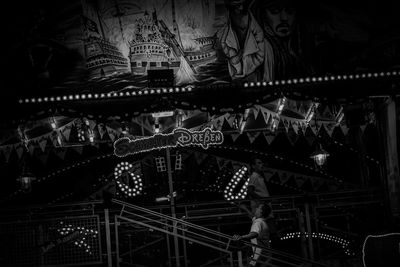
[242,70,400,88]
[114,162,143,197]
[223,166,249,201]
[18,85,192,104]
[280,232,353,256]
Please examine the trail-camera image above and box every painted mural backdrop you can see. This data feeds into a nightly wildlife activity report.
[8,0,400,92]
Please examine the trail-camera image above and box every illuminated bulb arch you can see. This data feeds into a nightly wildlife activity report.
[114,161,143,197]
[280,232,353,256]
[224,166,249,201]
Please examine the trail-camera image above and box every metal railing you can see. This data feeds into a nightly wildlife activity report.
[112,199,328,267]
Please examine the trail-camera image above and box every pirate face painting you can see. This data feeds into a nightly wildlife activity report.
[263,0,296,38]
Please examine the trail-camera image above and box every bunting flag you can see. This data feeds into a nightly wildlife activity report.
[360,125,367,133]
[286,124,298,145]
[321,106,334,119]
[216,157,227,169]
[193,153,343,192]
[62,126,72,141]
[15,144,25,159]
[88,119,97,130]
[39,138,48,152]
[340,124,349,136]
[263,132,276,145]
[56,148,67,160]
[3,145,13,162]
[28,143,36,156]
[231,133,240,142]
[97,123,107,139]
[106,126,119,141]
[324,123,336,137]
[295,176,307,188]
[247,132,260,143]
[304,126,316,146]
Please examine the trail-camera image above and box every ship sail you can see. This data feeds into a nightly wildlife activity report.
[176,55,197,85]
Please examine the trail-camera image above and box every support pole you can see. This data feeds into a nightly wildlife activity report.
[378,97,400,218]
[166,147,180,267]
[114,216,120,267]
[104,209,113,267]
[304,203,315,261]
[298,209,308,259]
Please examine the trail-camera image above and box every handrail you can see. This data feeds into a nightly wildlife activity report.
[113,199,234,240]
[112,199,328,267]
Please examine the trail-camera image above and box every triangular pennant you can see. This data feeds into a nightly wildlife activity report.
[247,132,260,143]
[15,145,25,159]
[263,168,275,182]
[304,126,316,146]
[56,148,67,160]
[3,145,13,162]
[282,118,290,132]
[28,143,36,156]
[286,123,298,145]
[340,124,349,136]
[253,106,260,119]
[299,102,307,115]
[309,122,318,136]
[254,112,269,129]
[39,138,47,152]
[360,124,367,133]
[263,132,275,145]
[279,171,290,184]
[89,119,97,130]
[292,121,299,134]
[63,127,72,141]
[106,126,117,141]
[216,157,226,170]
[324,123,336,137]
[262,111,271,125]
[295,176,306,187]
[231,133,240,142]
[322,105,334,119]
[221,118,234,131]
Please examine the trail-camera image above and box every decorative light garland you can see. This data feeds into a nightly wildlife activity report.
[218,145,344,184]
[281,231,353,256]
[17,71,400,105]
[57,221,98,255]
[223,166,249,201]
[243,70,400,88]
[114,162,143,197]
[0,154,114,204]
[18,86,193,104]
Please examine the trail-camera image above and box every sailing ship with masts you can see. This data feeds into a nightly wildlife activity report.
[82,13,129,78]
[128,0,217,76]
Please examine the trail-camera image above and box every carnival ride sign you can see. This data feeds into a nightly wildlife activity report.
[114,128,224,157]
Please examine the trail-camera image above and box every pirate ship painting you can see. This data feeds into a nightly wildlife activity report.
[128,10,217,78]
[82,9,129,78]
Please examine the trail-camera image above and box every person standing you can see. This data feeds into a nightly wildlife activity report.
[233,201,272,266]
[219,0,267,82]
[247,157,270,215]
